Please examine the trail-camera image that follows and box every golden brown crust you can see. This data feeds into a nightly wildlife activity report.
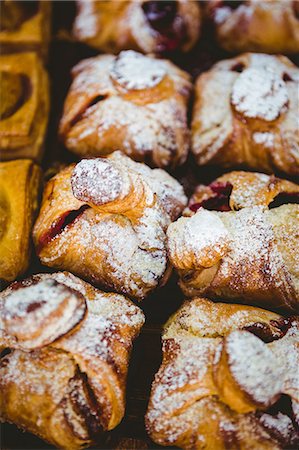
[146,297,299,449]
[73,0,201,54]
[0,159,41,283]
[167,190,299,311]
[59,50,192,169]
[185,171,299,215]
[0,271,145,449]
[33,151,187,301]
[0,1,51,59]
[0,52,49,161]
[191,53,299,176]
[206,0,299,54]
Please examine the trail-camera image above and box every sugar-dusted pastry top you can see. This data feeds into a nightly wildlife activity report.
[59,50,192,168]
[146,297,299,450]
[0,271,144,449]
[0,52,49,161]
[191,53,299,176]
[0,159,41,283]
[185,171,299,215]
[33,151,187,301]
[206,0,299,54]
[73,0,201,54]
[167,171,299,311]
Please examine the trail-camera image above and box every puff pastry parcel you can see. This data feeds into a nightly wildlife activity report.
[167,171,299,312]
[33,151,187,301]
[0,0,51,59]
[0,159,41,283]
[191,53,299,176]
[206,0,299,54]
[0,271,145,449]
[73,0,201,54]
[0,52,49,161]
[59,50,191,169]
[146,297,299,449]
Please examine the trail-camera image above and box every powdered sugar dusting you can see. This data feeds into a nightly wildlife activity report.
[36,152,185,300]
[71,158,127,206]
[2,279,86,350]
[60,52,191,168]
[260,412,297,442]
[110,51,166,91]
[167,208,230,270]
[0,272,144,444]
[224,330,283,406]
[253,132,275,148]
[231,67,289,121]
[146,298,298,448]
[218,206,287,295]
[73,0,98,39]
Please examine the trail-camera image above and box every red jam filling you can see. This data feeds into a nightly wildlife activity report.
[142,1,186,52]
[37,205,89,254]
[190,182,233,213]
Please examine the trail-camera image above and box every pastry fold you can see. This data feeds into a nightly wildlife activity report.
[0,52,49,161]
[59,50,191,169]
[167,171,299,312]
[146,297,299,450]
[73,0,201,54]
[206,0,299,54]
[0,1,51,59]
[0,159,41,283]
[0,271,145,449]
[33,151,187,300]
[191,53,299,176]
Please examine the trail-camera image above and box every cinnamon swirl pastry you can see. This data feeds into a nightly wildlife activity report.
[33,151,187,301]
[146,298,299,449]
[0,271,144,449]
[59,50,191,169]
[73,0,201,54]
[191,53,299,176]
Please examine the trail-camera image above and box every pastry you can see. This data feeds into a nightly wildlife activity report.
[33,151,187,301]
[167,171,299,311]
[146,297,299,449]
[0,52,49,161]
[206,0,299,54]
[185,171,299,215]
[0,159,41,283]
[191,53,299,176]
[59,50,191,169]
[0,271,145,449]
[73,0,201,54]
[0,0,51,59]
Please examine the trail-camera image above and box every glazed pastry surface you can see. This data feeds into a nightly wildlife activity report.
[0,271,145,449]
[0,159,41,283]
[0,52,49,161]
[33,151,187,300]
[146,297,299,449]
[0,0,51,59]
[73,0,201,54]
[191,53,299,176]
[167,171,299,312]
[206,0,299,54]
[59,50,192,168]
